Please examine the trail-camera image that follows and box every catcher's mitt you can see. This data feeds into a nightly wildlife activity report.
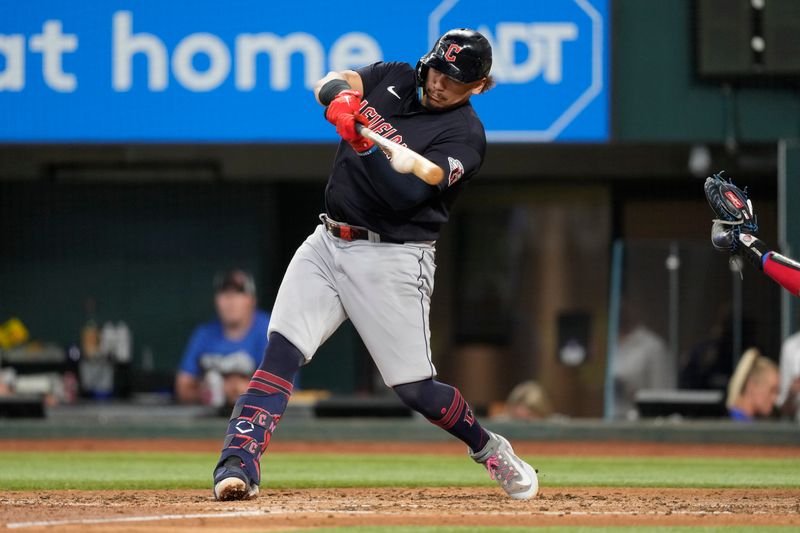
[704,171,758,252]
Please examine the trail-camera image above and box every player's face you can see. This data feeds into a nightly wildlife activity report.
[423,68,486,110]
[215,290,256,329]
[751,370,779,416]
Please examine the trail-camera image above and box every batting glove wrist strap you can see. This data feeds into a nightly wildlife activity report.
[325,89,363,126]
[357,145,379,156]
[737,233,771,271]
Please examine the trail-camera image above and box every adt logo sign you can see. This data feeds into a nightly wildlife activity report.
[431,0,608,142]
[0,1,607,143]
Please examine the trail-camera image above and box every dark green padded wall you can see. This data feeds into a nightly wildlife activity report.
[0,183,273,372]
[0,182,360,393]
[614,0,800,142]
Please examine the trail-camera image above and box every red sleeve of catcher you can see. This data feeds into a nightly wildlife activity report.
[764,252,800,297]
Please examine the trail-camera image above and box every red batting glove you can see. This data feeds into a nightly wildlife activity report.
[325,89,363,126]
[335,113,374,153]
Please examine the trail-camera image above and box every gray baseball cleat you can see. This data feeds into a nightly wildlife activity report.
[470,431,539,500]
[213,456,260,501]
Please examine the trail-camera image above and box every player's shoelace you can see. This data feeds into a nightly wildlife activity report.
[485,454,517,486]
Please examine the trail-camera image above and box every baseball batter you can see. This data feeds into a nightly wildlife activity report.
[212,29,539,501]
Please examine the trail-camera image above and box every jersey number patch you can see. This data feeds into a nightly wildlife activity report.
[447,157,465,186]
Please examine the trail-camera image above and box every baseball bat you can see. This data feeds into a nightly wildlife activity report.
[355,124,444,186]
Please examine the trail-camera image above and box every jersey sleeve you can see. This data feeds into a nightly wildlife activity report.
[423,139,484,191]
[763,252,800,298]
[178,327,206,377]
[355,61,408,96]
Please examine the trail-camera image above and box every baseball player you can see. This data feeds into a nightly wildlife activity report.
[705,172,800,297]
[212,29,538,502]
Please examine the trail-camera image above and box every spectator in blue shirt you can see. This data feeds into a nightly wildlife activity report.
[175,269,270,407]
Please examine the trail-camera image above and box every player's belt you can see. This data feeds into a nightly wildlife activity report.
[320,214,405,244]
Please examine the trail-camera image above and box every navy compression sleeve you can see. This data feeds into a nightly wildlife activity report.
[318,79,351,106]
[360,150,439,210]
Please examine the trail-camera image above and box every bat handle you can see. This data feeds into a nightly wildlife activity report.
[355,123,380,146]
[353,122,444,186]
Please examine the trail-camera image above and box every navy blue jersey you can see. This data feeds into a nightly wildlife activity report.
[324,61,486,242]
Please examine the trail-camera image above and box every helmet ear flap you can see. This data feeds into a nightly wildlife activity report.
[415,61,429,87]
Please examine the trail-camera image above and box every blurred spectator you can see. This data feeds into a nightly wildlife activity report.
[726,348,779,422]
[680,305,757,391]
[613,303,674,420]
[777,330,800,421]
[175,269,270,407]
[503,381,553,421]
[0,368,14,396]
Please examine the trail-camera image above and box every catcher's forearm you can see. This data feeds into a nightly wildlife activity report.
[737,233,771,269]
[739,233,800,297]
[764,252,800,297]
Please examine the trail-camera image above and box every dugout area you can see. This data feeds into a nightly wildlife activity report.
[3,0,800,415]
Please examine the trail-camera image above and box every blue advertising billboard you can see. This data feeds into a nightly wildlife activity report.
[0,1,608,142]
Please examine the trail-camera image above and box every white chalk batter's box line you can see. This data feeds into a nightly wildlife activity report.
[7,508,787,529]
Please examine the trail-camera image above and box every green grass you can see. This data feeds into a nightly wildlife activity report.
[0,452,798,491]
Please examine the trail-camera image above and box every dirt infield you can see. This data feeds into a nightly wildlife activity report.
[1,487,799,532]
[1,440,799,531]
